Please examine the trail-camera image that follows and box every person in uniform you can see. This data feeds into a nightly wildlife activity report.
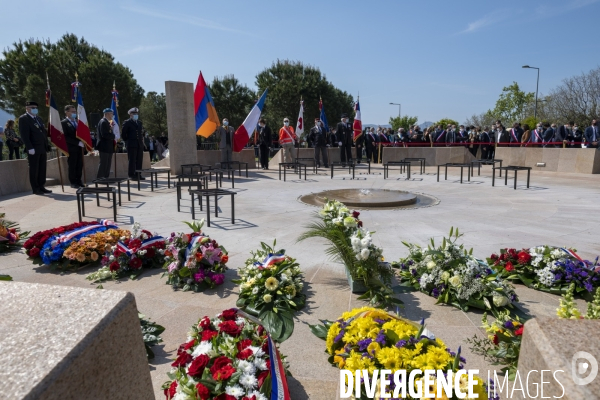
[309,117,329,168]
[19,101,51,195]
[257,118,272,170]
[96,108,115,179]
[217,118,234,167]
[122,107,145,179]
[336,113,353,166]
[61,105,84,188]
[278,117,297,165]
[354,126,365,163]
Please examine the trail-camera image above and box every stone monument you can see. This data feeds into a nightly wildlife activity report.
[165,81,198,174]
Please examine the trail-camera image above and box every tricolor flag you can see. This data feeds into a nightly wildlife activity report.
[194,71,220,138]
[353,98,362,141]
[233,89,268,152]
[72,82,93,151]
[295,100,304,137]
[111,84,121,140]
[45,86,69,156]
[319,98,329,132]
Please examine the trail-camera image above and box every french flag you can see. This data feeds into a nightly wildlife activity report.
[45,90,69,156]
[233,89,268,152]
[74,84,93,151]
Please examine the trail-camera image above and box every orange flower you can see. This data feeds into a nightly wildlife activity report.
[221,254,229,264]
[165,250,172,257]
[195,252,203,262]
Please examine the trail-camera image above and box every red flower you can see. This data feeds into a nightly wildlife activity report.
[219,320,242,337]
[258,370,270,388]
[352,210,360,218]
[492,335,499,345]
[508,248,517,258]
[237,339,252,352]
[183,339,196,351]
[188,354,211,377]
[515,326,524,336]
[262,341,269,353]
[129,257,142,269]
[210,356,232,373]
[142,229,153,238]
[212,364,236,381]
[164,381,177,399]
[490,254,498,260]
[221,254,229,264]
[237,349,253,360]
[196,383,210,400]
[199,316,211,330]
[505,262,515,272]
[145,248,156,258]
[201,330,218,341]
[257,325,265,336]
[109,261,120,272]
[357,220,363,227]
[221,309,237,321]
[29,247,40,258]
[242,396,257,400]
[129,239,142,249]
[215,395,236,400]
[171,351,192,367]
[517,251,532,265]
[24,239,34,250]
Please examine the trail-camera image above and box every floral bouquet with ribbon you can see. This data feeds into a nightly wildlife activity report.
[310,306,496,399]
[33,220,118,267]
[488,246,600,300]
[0,213,28,253]
[86,222,166,283]
[393,228,518,314]
[163,220,228,292]
[162,308,291,400]
[24,221,99,261]
[233,240,305,342]
[62,228,130,268]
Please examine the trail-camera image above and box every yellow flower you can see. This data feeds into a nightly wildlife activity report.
[333,349,346,368]
[367,341,381,356]
[326,323,342,354]
[90,251,99,262]
[419,377,449,400]
[265,277,279,291]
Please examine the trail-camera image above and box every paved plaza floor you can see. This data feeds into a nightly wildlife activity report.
[1,163,597,399]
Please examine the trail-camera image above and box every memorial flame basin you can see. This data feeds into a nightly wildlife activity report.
[299,188,438,210]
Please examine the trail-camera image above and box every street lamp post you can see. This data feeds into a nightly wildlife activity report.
[389,102,401,118]
[522,65,540,120]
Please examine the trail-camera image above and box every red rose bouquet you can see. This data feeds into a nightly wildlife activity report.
[0,213,29,254]
[24,221,99,261]
[162,308,290,400]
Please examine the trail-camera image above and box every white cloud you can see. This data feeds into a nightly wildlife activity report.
[459,9,511,34]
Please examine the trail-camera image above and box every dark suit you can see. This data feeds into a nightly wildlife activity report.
[480,131,493,159]
[509,128,523,145]
[96,118,115,178]
[433,129,446,146]
[336,122,353,164]
[19,113,49,192]
[542,128,555,147]
[258,125,272,168]
[567,128,583,148]
[365,132,378,162]
[61,118,83,186]
[497,129,510,147]
[309,125,329,167]
[585,126,600,148]
[354,131,365,162]
[553,126,567,148]
[122,118,144,178]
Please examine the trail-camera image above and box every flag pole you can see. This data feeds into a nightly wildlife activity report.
[112,81,120,178]
[296,97,302,161]
[46,72,65,192]
[74,72,88,186]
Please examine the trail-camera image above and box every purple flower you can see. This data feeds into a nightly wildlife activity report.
[213,273,225,285]
[357,338,372,351]
[194,272,205,282]
[395,340,407,348]
[375,330,386,345]
[585,281,593,292]
[504,321,514,329]
[374,318,387,325]
[334,330,345,343]
[411,269,417,276]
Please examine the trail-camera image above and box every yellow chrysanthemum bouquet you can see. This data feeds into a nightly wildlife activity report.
[62,229,130,268]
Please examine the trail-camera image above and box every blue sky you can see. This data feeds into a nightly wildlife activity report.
[2,0,600,125]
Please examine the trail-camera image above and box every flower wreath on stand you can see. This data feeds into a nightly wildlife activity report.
[163,220,228,292]
[233,240,306,342]
[24,221,99,261]
[86,222,166,283]
[0,213,29,253]
[34,220,119,268]
[162,308,291,400]
[310,306,498,399]
[62,228,131,269]
[488,246,600,300]
[392,227,518,314]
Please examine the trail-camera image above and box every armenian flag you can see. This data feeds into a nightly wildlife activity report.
[194,71,220,138]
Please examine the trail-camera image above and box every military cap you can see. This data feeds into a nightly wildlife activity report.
[26,101,38,107]
[128,107,139,114]
[103,108,113,113]
[341,113,348,118]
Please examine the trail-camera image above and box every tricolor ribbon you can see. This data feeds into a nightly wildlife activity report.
[268,334,291,400]
[185,235,206,260]
[560,247,584,263]
[55,220,117,245]
[117,235,165,257]
[254,253,286,270]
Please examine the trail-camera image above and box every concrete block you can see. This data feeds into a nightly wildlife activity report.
[0,281,153,400]
[165,81,198,174]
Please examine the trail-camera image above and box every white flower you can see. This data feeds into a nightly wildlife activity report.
[250,345,265,358]
[191,341,213,358]
[236,360,257,375]
[109,255,115,261]
[441,271,450,281]
[172,392,190,400]
[252,287,259,295]
[239,373,258,389]
[427,261,436,270]
[225,385,245,398]
[248,391,268,400]
[361,237,371,247]
[360,248,370,260]
[253,355,268,370]
[449,276,461,287]
[263,294,272,303]
[351,237,361,247]
[492,293,509,307]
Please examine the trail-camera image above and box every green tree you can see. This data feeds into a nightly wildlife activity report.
[139,92,167,136]
[433,118,460,128]
[487,82,534,124]
[389,115,418,131]
[0,34,144,122]
[255,60,354,138]
[209,75,256,128]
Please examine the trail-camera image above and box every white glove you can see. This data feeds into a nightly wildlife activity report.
[28,149,35,155]
[78,141,84,147]
[326,144,330,147]
[338,142,342,146]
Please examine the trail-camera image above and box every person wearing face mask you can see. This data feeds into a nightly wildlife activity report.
[336,114,353,166]
[19,101,52,195]
[527,123,544,146]
[122,107,145,179]
[584,120,599,149]
[566,122,583,148]
[309,117,329,168]
[278,117,297,165]
[61,105,85,187]
[495,124,510,147]
[217,118,235,167]
[257,118,272,170]
[541,122,554,147]
[96,108,116,179]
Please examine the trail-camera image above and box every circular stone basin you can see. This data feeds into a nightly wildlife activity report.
[299,189,439,210]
